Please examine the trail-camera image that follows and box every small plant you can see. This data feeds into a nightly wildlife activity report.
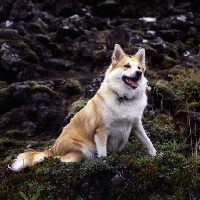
[172,68,200,110]
[19,190,40,200]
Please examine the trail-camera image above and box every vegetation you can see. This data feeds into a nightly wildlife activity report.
[0,139,199,199]
[62,78,83,95]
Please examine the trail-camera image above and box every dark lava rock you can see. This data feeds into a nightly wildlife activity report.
[85,74,105,98]
[10,0,34,21]
[11,82,31,105]
[106,25,134,50]
[44,58,74,71]
[181,51,200,68]
[36,106,58,128]
[55,14,84,41]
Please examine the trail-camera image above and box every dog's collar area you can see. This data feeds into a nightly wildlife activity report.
[116,94,135,104]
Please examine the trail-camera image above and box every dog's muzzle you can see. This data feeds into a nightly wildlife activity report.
[122,70,142,89]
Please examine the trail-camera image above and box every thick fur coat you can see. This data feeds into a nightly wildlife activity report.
[10,44,156,171]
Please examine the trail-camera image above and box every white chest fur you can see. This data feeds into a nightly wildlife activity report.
[102,93,147,153]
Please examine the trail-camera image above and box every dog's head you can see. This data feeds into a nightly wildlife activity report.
[105,44,147,98]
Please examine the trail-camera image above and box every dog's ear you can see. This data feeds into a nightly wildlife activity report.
[135,48,145,65]
[112,44,124,62]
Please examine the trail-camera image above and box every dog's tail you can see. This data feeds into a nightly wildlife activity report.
[9,149,53,172]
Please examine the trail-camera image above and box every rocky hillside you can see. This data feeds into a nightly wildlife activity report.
[0,0,200,199]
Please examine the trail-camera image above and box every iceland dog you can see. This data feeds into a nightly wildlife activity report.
[10,44,156,171]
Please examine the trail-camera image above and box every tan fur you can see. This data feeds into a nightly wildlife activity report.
[10,44,156,171]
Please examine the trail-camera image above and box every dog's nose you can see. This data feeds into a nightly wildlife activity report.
[136,70,142,77]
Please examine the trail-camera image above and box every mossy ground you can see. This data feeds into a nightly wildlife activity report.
[0,139,199,200]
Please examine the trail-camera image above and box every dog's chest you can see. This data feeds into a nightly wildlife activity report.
[102,101,143,152]
[103,99,144,125]
[104,104,136,136]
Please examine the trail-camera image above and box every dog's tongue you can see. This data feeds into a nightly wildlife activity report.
[126,78,139,87]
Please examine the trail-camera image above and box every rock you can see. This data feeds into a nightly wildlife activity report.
[85,74,105,98]
[22,121,37,137]
[29,92,51,106]
[10,0,34,21]
[106,25,134,50]
[181,51,200,68]
[27,39,52,59]
[97,0,120,18]
[55,14,84,41]
[11,82,31,106]
[92,49,106,69]
[80,43,98,65]
[0,43,22,70]
[21,64,46,80]
[51,0,83,18]
[157,29,184,42]
[154,0,174,16]
[36,106,58,128]
[44,58,74,71]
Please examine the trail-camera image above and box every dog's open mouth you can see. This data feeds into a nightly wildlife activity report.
[122,76,139,89]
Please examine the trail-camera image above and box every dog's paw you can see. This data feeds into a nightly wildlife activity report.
[148,148,156,157]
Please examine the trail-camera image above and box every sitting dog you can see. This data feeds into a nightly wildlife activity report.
[10,44,156,171]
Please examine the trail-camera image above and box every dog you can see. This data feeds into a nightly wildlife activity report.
[10,44,156,171]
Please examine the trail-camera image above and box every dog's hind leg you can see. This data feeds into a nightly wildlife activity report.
[56,151,84,163]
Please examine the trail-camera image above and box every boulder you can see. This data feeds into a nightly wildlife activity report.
[44,58,74,71]
[106,25,134,50]
[55,14,84,41]
[10,0,34,21]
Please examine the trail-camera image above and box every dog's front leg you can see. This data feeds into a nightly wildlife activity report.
[132,123,156,156]
[94,127,107,157]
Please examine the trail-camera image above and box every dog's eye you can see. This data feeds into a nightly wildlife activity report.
[124,64,131,68]
[138,66,141,70]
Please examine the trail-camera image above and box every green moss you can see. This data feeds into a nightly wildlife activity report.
[84,30,111,44]
[23,49,39,62]
[62,78,83,95]
[35,34,51,44]
[171,68,200,110]
[143,111,175,142]
[161,55,177,69]
[132,30,145,36]
[29,82,58,96]
[11,41,39,62]
[0,29,20,40]
[98,0,118,7]
[0,81,7,89]
[5,130,25,138]
[168,65,186,77]
[185,38,196,48]
[66,98,88,122]
[146,68,158,80]
[28,23,44,34]
[155,80,174,99]
[92,49,106,68]
[0,140,199,199]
